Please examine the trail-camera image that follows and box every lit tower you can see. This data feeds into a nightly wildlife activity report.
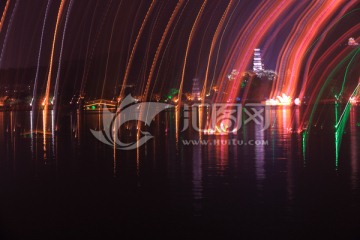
[192,78,201,101]
[253,48,264,72]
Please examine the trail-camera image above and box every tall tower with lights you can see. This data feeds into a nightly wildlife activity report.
[253,48,264,72]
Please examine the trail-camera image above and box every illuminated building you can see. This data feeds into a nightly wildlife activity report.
[253,48,264,72]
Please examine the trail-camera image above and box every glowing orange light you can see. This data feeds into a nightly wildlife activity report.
[277,93,292,105]
[265,93,292,106]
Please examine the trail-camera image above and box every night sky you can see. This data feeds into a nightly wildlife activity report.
[0,0,359,101]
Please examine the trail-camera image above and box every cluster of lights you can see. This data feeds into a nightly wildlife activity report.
[349,97,358,105]
[227,69,239,81]
[186,96,202,101]
[348,37,359,46]
[204,120,239,135]
[265,94,301,106]
[41,97,54,107]
[204,127,238,135]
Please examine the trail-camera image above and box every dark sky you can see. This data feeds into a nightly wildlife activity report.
[0,0,359,100]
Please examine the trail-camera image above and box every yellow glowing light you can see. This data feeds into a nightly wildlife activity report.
[277,93,292,105]
[266,94,292,106]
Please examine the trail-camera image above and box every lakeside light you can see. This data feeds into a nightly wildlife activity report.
[265,93,292,106]
[349,97,357,104]
[265,99,279,106]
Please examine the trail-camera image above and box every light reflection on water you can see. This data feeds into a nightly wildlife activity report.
[350,107,359,190]
[0,107,359,184]
[0,106,360,237]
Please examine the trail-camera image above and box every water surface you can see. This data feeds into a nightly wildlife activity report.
[0,106,359,239]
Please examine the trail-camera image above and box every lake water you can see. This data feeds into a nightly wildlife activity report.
[0,105,359,239]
